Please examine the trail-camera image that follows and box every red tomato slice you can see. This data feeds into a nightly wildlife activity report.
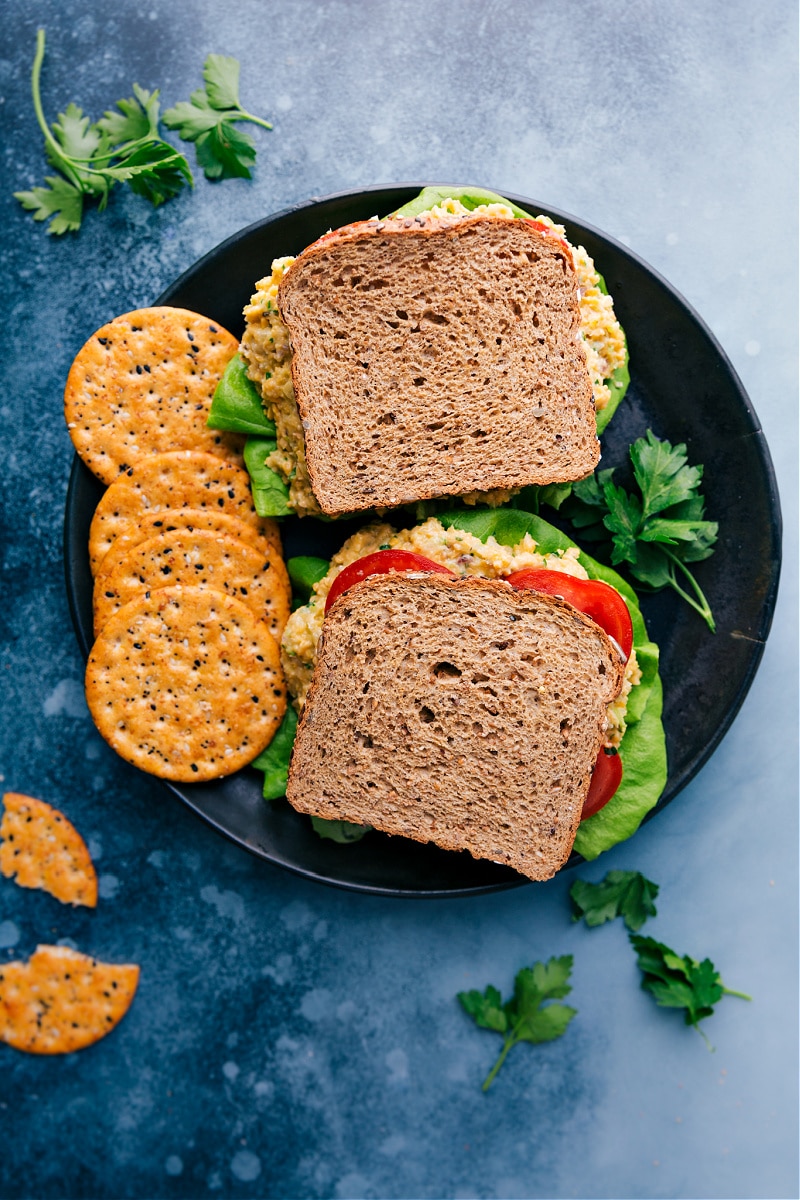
[582,748,623,819]
[504,568,633,660]
[522,219,572,256]
[325,550,455,612]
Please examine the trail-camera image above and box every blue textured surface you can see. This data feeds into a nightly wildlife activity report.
[0,2,797,1197]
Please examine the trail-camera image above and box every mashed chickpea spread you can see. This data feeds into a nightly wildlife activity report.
[282,517,640,744]
[240,200,627,518]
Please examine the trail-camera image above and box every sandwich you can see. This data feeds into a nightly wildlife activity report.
[218,186,628,519]
[263,508,666,878]
[287,571,625,880]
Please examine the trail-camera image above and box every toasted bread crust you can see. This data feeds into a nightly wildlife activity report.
[278,215,598,516]
[286,574,624,880]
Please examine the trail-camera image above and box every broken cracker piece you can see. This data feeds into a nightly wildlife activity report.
[1,792,98,908]
[0,945,139,1054]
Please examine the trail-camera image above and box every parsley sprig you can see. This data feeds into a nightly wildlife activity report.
[567,430,718,631]
[15,29,192,234]
[630,935,751,1048]
[458,956,577,1091]
[570,869,659,932]
[163,55,272,180]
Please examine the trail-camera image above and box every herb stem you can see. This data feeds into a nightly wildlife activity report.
[722,987,752,1001]
[239,111,273,131]
[664,550,716,633]
[695,1024,714,1051]
[30,29,82,189]
[482,1035,516,1091]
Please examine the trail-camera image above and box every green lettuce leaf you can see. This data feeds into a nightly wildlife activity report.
[287,556,330,600]
[391,184,534,221]
[594,272,630,435]
[243,436,292,518]
[252,706,297,800]
[438,507,667,858]
[208,353,276,436]
[207,354,290,516]
[310,816,370,843]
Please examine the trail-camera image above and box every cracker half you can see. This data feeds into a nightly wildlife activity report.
[64,307,243,485]
[85,586,286,781]
[93,529,291,641]
[0,945,139,1054]
[94,508,281,583]
[88,451,273,575]
[0,792,97,908]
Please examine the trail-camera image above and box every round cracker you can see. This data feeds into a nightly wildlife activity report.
[64,307,244,485]
[86,586,286,782]
[0,945,139,1055]
[93,528,291,641]
[95,508,281,584]
[89,451,273,575]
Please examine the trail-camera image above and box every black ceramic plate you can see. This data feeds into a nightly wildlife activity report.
[64,185,781,897]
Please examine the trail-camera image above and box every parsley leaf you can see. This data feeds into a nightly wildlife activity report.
[15,29,192,234]
[163,54,272,181]
[96,84,161,145]
[49,102,103,174]
[15,175,84,234]
[570,870,659,932]
[630,934,750,1048]
[458,956,577,1090]
[202,53,245,110]
[564,430,718,631]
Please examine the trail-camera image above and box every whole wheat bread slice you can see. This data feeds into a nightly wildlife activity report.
[278,214,599,516]
[286,574,624,880]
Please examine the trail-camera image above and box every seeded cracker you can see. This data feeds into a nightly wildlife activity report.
[0,945,139,1054]
[64,307,243,485]
[85,586,286,781]
[0,792,98,908]
[89,451,274,575]
[95,507,281,583]
[93,528,291,640]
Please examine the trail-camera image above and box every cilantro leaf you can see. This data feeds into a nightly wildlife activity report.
[562,430,718,631]
[163,54,272,181]
[630,934,750,1048]
[570,869,659,932]
[458,955,577,1090]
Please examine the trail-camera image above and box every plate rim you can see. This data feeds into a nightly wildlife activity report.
[63,183,783,897]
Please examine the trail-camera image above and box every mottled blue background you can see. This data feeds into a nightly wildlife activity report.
[1,2,797,1198]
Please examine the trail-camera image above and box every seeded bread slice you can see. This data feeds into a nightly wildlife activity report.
[277,214,599,516]
[286,574,624,880]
